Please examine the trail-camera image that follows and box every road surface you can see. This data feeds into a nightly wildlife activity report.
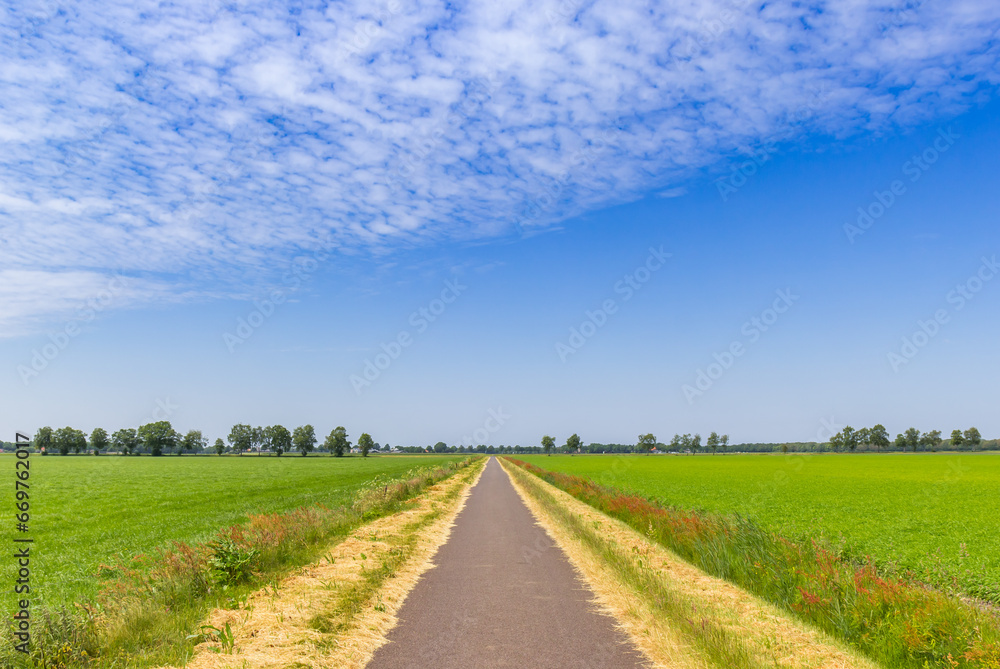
[367,457,647,668]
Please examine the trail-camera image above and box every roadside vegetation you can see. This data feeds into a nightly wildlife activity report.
[0,457,480,669]
[507,457,1000,668]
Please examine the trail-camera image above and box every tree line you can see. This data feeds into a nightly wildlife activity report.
[27,423,386,457]
[828,425,984,452]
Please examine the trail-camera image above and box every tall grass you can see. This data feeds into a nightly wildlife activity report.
[507,458,1000,669]
[2,457,479,669]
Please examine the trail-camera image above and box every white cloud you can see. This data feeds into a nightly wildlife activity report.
[0,0,998,332]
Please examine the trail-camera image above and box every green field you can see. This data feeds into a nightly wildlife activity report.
[518,453,1000,598]
[0,454,461,612]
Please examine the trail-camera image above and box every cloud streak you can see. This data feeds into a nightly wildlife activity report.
[1,0,998,331]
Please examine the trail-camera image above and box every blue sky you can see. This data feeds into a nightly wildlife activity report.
[2,0,999,447]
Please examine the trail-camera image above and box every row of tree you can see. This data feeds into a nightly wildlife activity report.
[828,425,983,452]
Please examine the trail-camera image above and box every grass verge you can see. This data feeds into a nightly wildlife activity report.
[501,458,878,669]
[505,458,1000,669]
[1,457,482,669]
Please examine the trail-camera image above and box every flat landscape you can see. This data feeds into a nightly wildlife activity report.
[0,454,461,608]
[519,453,1000,601]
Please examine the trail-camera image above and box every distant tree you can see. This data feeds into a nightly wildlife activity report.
[90,427,109,455]
[34,426,53,455]
[565,433,582,454]
[263,425,292,456]
[720,434,729,453]
[486,445,496,454]
[541,435,555,456]
[359,433,375,457]
[829,431,844,453]
[138,421,178,457]
[214,437,226,455]
[951,429,965,449]
[893,433,907,451]
[181,429,207,455]
[293,425,317,456]
[869,424,890,452]
[857,427,871,451]
[228,424,253,455]
[669,434,682,451]
[325,426,350,457]
[112,428,140,455]
[691,433,702,452]
[433,441,448,453]
[904,427,921,452]
[919,430,942,451]
[842,426,858,452]
[707,431,720,455]
[251,426,265,455]
[964,427,982,450]
[637,433,657,453]
[54,427,87,456]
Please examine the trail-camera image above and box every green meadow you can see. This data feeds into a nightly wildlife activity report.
[518,453,1000,600]
[0,454,461,612]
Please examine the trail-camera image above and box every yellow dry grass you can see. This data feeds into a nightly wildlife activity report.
[159,458,486,669]
[499,458,881,669]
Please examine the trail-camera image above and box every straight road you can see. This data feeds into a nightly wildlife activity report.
[367,457,648,668]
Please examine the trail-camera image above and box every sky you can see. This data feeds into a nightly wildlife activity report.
[1,0,999,447]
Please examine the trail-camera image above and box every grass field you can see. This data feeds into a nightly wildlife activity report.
[0,453,461,612]
[518,453,1000,600]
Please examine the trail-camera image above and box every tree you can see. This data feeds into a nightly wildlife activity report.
[904,427,920,452]
[181,429,207,455]
[541,435,555,456]
[359,433,375,457]
[951,429,965,449]
[919,430,942,451]
[433,441,448,453]
[669,434,682,452]
[964,427,982,450]
[707,431,720,455]
[263,425,291,456]
[565,434,581,454]
[112,428,140,455]
[637,433,656,453]
[893,433,907,451]
[251,426,265,455]
[34,426,53,455]
[842,426,858,452]
[214,438,226,455]
[138,421,178,457]
[691,433,702,452]
[857,427,871,451]
[90,427,109,455]
[869,424,890,452]
[325,426,350,457]
[829,431,844,452]
[54,426,86,455]
[228,424,253,455]
[293,425,317,456]
[720,434,729,453]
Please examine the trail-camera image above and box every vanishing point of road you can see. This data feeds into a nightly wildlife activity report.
[368,457,647,668]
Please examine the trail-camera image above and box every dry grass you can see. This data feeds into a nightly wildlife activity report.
[499,458,881,669]
[159,458,486,669]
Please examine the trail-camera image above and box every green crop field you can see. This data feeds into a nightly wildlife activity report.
[0,454,461,612]
[517,453,1000,599]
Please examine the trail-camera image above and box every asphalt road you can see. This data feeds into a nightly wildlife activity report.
[367,457,648,668]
